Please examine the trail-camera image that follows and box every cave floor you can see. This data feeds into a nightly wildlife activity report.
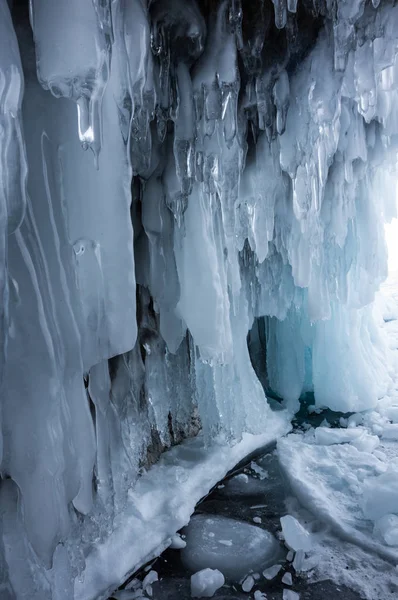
[113,443,365,600]
[110,273,398,600]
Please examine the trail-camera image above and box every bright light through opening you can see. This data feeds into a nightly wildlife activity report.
[386,188,398,274]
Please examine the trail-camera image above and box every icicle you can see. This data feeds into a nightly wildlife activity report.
[273,70,290,135]
[272,0,287,29]
[30,0,111,157]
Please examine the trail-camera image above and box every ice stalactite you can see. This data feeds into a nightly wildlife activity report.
[1,0,398,598]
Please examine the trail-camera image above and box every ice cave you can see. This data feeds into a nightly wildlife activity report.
[2,0,398,599]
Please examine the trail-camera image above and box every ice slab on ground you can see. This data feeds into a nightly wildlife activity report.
[190,568,225,598]
[280,515,312,552]
[181,514,281,581]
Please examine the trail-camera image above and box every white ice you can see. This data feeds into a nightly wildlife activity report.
[280,515,312,552]
[190,568,225,598]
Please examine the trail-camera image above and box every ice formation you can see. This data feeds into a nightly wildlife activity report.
[2,0,398,599]
[181,514,281,580]
[190,568,225,598]
[280,515,312,552]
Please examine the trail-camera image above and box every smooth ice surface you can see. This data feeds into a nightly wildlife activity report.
[181,514,281,581]
[241,575,255,592]
[190,569,225,598]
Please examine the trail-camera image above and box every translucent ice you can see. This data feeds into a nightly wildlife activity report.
[181,515,281,581]
[280,516,312,552]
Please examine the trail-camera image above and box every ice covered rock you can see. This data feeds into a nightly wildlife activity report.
[280,516,312,552]
[181,515,281,581]
[190,568,225,598]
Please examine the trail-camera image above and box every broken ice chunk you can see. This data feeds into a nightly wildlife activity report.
[362,470,398,520]
[282,572,293,585]
[191,568,225,598]
[142,570,158,591]
[373,514,398,546]
[241,574,255,592]
[280,516,312,552]
[254,592,268,600]
[169,533,187,549]
[292,549,305,572]
[250,462,269,479]
[283,590,300,600]
[262,564,282,580]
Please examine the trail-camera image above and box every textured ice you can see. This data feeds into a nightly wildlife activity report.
[181,514,281,581]
[280,515,312,552]
[277,433,398,563]
[262,564,282,580]
[2,1,398,599]
[190,568,225,598]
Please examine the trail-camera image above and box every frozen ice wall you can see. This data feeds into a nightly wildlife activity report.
[1,0,398,598]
